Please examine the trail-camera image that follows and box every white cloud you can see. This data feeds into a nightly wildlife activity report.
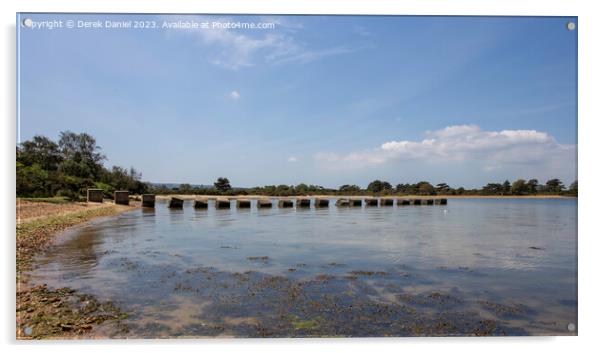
[229,90,240,100]
[315,125,576,175]
[287,156,299,163]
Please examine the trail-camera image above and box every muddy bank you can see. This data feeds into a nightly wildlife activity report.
[16,284,128,339]
[16,200,137,339]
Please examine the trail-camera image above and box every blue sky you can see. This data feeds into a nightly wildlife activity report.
[18,14,577,188]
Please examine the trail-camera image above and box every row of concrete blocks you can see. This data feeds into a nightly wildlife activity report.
[166,197,447,209]
[86,189,156,207]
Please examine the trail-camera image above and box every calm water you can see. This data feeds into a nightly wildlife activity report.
[27,198,577,337]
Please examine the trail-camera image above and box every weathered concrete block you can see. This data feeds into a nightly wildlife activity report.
[412,199,423,205]
[169,197,184,208]
[257,199,273,208]
[142,194,155,207]
[397,199,411,206]
[364,198,378,207]
[439,198,448,205]
[215,199,231,209]
[336,198,350,207]
[350,199,363,207]
[315,198,329,208]
[114,191,129,205]
[194,199,209,209]
[278,199,294,208]
[381,198,394,206]
[425,199,434,205]
[236,199,251,208]
[87,189,104,203]
[296,198,311,208]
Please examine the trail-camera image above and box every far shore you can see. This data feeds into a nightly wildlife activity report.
[155,194,574,200]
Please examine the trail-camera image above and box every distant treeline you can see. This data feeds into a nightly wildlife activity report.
[17,133,577,200]
[17,132,148,200]
[150,177,577,197]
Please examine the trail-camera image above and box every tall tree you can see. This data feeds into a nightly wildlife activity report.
[511,179,529,195]
[545,178,565,193]
[526,179,539,194]
[214,177,232,193]
[17,135,63,170]
[502,180,511,195]
[58,131,106,179]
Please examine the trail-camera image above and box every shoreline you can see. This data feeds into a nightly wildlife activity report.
[16,200,138,339]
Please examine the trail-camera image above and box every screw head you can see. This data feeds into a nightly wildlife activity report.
[567,22,576,31]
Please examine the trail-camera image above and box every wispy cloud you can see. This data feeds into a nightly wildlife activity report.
[163,15,362,70]
[229,90,241,100]
[315,125,576,174]
[287,156,300,163]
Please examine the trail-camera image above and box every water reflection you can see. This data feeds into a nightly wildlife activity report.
[27,198,577,337]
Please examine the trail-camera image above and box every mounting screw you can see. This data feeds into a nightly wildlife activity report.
[567,22,576,31]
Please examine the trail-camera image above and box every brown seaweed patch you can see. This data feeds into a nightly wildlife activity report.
[16,284,127,339]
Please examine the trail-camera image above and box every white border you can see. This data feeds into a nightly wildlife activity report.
[2,1,601,352]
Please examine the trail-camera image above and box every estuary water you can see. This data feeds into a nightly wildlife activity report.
[26,198,577,337]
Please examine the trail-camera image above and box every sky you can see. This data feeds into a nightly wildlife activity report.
[17,14,577,188]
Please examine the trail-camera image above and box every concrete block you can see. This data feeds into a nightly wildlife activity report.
[114,191,129,205]
[87,189,104,203]
[142,194,155,207]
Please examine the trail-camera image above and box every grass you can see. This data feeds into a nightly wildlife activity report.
[19,196,72,204]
